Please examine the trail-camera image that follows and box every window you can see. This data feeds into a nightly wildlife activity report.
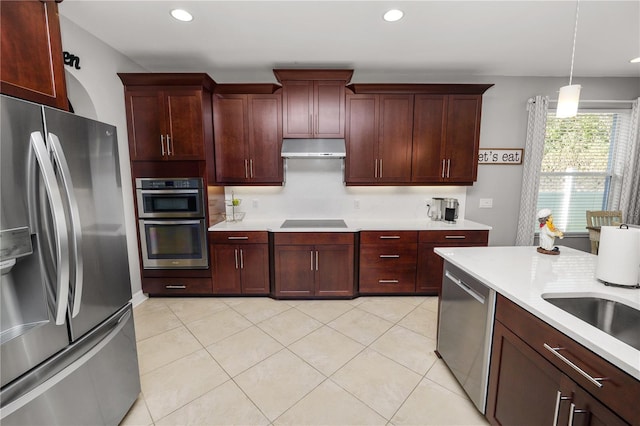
[536,110,631,233]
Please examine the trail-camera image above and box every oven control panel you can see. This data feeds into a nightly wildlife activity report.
[136,178,202,190]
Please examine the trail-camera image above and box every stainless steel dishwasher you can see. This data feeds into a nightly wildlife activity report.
[437,261,496,414]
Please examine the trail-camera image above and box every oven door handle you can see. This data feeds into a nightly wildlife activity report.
[138,189,200,195]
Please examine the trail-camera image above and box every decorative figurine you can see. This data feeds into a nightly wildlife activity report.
[537,208,564,255]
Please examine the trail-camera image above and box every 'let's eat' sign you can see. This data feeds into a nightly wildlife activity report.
[478,148,523,165]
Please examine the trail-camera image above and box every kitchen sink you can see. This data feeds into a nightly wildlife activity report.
[543,296,640,350]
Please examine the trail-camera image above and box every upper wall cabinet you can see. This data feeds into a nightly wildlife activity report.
[273,69,353,139]
[347,84,493,185]
[118,73,216,162]
[1,0,69,111]
[345,94,414,184]
[213,84,283,184]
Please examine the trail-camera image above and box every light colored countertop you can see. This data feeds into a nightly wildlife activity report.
[209,218,492,233]
[434,245,640,380]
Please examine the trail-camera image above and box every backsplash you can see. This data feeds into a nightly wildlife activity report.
[213,159,467,221]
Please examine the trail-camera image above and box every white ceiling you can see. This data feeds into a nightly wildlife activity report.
[59,0,640,83]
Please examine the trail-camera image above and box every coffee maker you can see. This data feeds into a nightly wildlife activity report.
[443,198,459,223]
[428,198,444,221]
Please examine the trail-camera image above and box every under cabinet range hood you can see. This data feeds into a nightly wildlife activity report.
[281,138,346,158]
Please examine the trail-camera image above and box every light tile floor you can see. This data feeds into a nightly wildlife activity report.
[121,296,489,426]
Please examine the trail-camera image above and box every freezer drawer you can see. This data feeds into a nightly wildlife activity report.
[0,305,140,426]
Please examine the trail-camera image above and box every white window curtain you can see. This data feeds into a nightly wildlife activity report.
[515,96,549,246]
[614,98,640,225]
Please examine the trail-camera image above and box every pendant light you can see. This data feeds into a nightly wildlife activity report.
[556,0,581,118]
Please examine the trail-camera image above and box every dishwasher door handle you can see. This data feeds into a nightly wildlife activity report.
[444,270,486,304]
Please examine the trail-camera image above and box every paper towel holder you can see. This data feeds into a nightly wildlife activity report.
[596,224,640,289]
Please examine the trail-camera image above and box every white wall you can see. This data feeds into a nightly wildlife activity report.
[59,16,147,300]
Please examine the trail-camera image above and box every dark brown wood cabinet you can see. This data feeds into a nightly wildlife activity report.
[118,73,215,162]
[273,232,355,298]
[1,0,68,110]
[209,232,270,295]
[213,86,282,184]
[346,84,492,185]
[273,69,353,139]
[487,295,636,426]
[345,94,414,184]
[359,231,418,294]
[416,230,489,294]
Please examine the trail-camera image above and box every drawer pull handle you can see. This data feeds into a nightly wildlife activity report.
[568,403,588,426]
[165,285,186,289]
[543,344,605,388]
[445,235,466,239]
[379,254,400,258]
[227,236,249,240]
[379,279,399,283]
[553,391,572,426]
[379,236,401,239]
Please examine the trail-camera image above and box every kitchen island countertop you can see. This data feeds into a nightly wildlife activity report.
[209,218,492,233]
[435,245,640,379]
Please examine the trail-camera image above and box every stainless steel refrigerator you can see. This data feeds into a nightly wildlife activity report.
[0,94,140,425]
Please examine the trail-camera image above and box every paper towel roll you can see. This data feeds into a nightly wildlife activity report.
[596,226,640,287]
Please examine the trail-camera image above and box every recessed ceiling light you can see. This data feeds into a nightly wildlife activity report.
[170,9,193,22]
[383,9,404,22]
[631,57,640,63]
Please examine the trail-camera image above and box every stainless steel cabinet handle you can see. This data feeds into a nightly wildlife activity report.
[553,390,572,426]
[379,279,399,283]
[445,235,466,239]
[447,159,451,178]
[234,249,239,269]
[240,249,244,269]
[543,344,605,388]
[379,159,383,178]
[31,132,70,325]
[160,135,166,156]
[374,159,378,178]
[567,403,588,426]
[48,133,84,318]
[310,250,314,271]
[315,250,319,271]
[165,285,187,289]
[166,134,172,156]
[379,236,401,239]
[250,159,254,178]
[379,254,400,258]
[442,159,446,178]
[227,236,249,240]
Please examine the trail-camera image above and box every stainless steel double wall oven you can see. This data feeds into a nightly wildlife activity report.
[136,178,208,269]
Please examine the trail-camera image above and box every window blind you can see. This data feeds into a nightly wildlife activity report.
[537,110,632,233]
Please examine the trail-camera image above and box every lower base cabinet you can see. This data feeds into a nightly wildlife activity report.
[142,277,213,295]
[209,232,270,295]
[273,232,355,298]
[416,230,488,294]
[487,295,636,426]
[359,231,417,294]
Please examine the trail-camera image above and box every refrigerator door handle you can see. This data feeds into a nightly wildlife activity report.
[30,132,70,325]
[48,133,84,318]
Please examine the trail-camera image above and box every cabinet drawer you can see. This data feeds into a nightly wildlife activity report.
[359,270,416,293]
[274,232,354,245]
[142,277,212,295]
[496,295,639,425]
[418,230,488,244]
[361,231,417,245]
[360,244,417,268]
[209,231,268,244]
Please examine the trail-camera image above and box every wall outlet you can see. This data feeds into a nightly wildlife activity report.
[479,198,493,208]
[252,199,259,209]
[354,199,360,209]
